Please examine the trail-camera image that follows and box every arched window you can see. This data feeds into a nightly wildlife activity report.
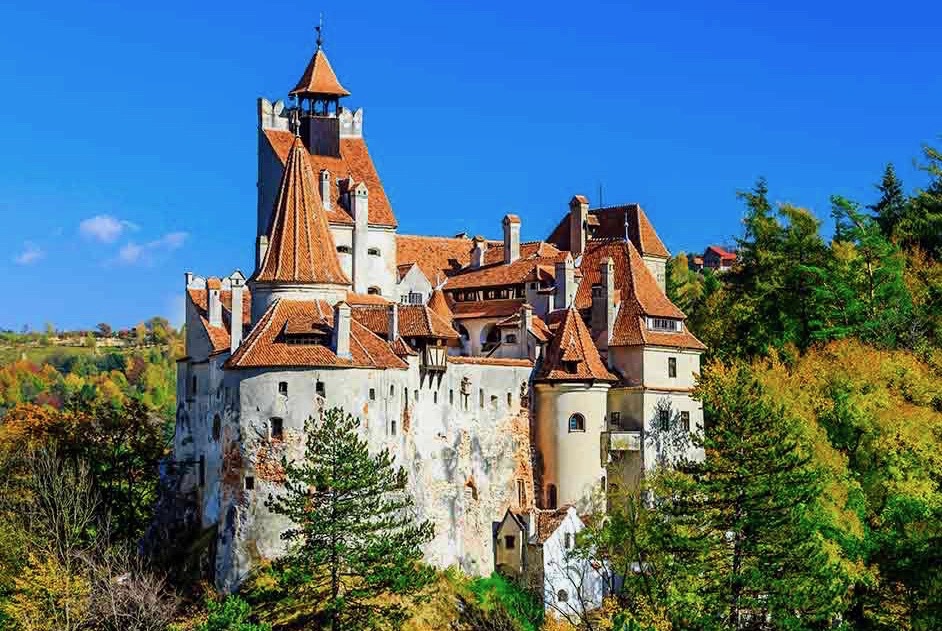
[547,484,558,509]
[367,286,381,296]
[569,413,585,432]
[367,247,381,256]
[336,245,351,254]
[557,589,569,603]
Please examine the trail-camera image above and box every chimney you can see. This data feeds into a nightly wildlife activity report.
[184,272,195,288]
[229,270,246,354]
[503,214,521,264]
[471,236,488,269]
[256,235,269,273]
[320,169,332,210]
[569,195,589,257]
[518,304,532,358]
[554,254,575,309]
[207,279,223,327]
[591,257,615,349]
[387,302,399,341]
[350,182,369,294]
[332,301,352,359]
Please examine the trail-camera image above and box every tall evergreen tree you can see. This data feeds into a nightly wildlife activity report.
[647,365,851,630]
[905,142,942,258]
[867,163,908,241]
[266,407,435,630]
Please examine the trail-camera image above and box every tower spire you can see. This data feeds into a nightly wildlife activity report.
[315,13,323,50]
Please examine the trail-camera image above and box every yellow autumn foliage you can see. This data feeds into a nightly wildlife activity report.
[1,553,90,631]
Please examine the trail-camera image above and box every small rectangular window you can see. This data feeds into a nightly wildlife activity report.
[278,381,288,396]
[316,381,326,397]
[414,389,419,401]
[390,384,395,397]
[658,409,670,431]
[668,357,677,378]
[271,417,284,440]
[449,390,454,405]
[391,419,397,436]
[681,411,691,432]
[504,535,515,549]
[244,476,255,490]
[369,388,376,401]
[479,389,484,408]
[433,391,438,404]
[610,411,621,426]
[507,392,512,406]
[516,479,526,507]
[490,395,498,408]
[564,533,573,549]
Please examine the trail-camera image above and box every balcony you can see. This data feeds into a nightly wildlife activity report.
[607,431,641,452]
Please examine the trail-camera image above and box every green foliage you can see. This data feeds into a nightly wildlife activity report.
[198,596,271,631]
[265,407,436,630]
[468,573,543,631]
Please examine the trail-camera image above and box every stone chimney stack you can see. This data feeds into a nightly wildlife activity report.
[471,236,488,269]
[503,214,521,264]
[207,278,223,327]
[332,301,352,359]
[256,235,269,274]
[554,254,576,309]
[320,169,332,210]
[591,257,615,350]
[569,195,589,257]
[518,303,532,358]
[350,181,369,294]
[229,270,246,354]
[387,302,399,341]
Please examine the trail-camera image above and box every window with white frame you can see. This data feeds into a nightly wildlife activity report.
[650,317,679,332]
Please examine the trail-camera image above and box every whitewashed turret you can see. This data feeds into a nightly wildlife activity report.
[350,181,369,294]
[554,254,576,309]
[503,214,521,264]
[229,270,246,353]
[569,195,589,257]
[471,236,488,269]
[332,301,352,359]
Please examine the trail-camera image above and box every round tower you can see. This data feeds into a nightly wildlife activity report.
[533,307,616,511]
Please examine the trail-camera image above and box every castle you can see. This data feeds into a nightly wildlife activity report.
[173,38,705,600]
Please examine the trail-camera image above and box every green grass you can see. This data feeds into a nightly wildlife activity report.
[468,572,544,631]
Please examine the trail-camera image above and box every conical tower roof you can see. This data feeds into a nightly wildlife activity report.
[537,307,616,382]
[290,48,350,98]
[427,287,454,320]
[255,136,350,285]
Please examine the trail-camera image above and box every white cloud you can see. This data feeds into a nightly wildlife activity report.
[14,242,44,265]
[79,215,137,243]
[116,231,189,266]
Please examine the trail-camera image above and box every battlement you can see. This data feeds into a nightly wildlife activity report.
[257,98,363,138]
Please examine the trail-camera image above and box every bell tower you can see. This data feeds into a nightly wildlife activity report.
[289,21,350,157]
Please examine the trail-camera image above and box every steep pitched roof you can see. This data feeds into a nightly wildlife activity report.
[532,506,575,544]
[427,288,454,320]
[495,312,552,342]
[226,300,407,370]
[290,48,350,97]
[255,136,349,285]
[263,130,397,228]
[610,300,706,350]
[536,307,616,382]
[396,234,474,283]
[351,304,459,340]
[575,239,685,319]
[187,288,252,355]
[706,245,737,260]
[546,204,669,258]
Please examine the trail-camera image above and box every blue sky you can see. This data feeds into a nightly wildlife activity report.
[1,0,939,331]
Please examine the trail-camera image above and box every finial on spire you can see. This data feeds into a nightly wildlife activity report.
[315,13,324,50]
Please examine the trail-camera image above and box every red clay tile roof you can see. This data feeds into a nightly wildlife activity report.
[390,337,419,357]
[427,288,454,320]
[395,234,473,284]
[533,507,573,544]
[351,304,458,340]
[226,299,407,370]
[536,307,617,382]
[255,136,349,285]
[706,245,737,260]
[445,243,564,291]
[447,356,534,367]
[187,288,252,354]
[264,130,397,228]
[495,312,552,343]
[451,299,525,320]
[546,204,669,258]
[610,301,706,350]
[345,291,389,305]
[290,48,350,97]
[575,239,685,319]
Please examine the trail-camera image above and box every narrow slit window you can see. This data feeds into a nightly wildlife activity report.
[369,388,376,401]
[681,411,691,432]
[668,357,677,378]
[390,419,397,436]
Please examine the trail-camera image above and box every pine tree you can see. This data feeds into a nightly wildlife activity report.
[867,163,908,240]
[649,365,851,630]
[266,407,435,630]
[906,142,942,258]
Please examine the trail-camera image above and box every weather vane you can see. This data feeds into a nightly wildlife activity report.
[315,13,324,50]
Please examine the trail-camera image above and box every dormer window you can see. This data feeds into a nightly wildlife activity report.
[650,317,679,332]
[367,247,381,257]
